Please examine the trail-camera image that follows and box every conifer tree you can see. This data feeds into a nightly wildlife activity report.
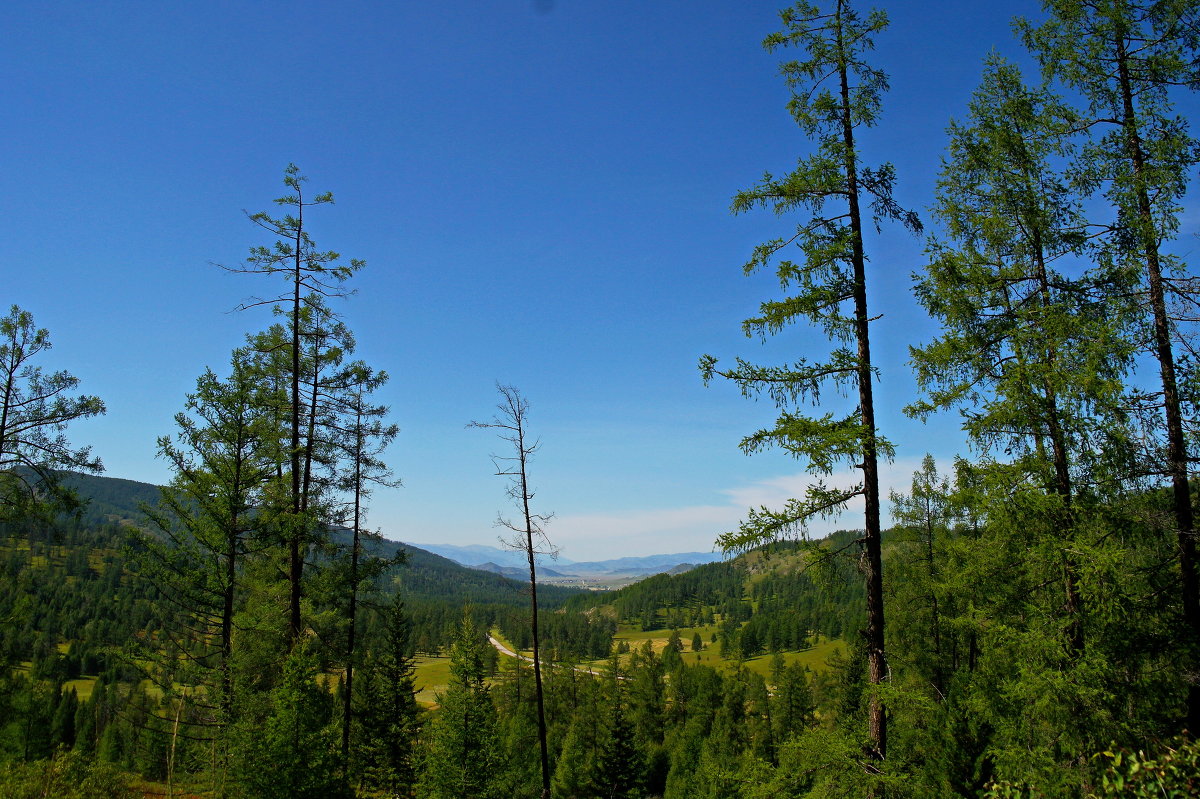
[913,51,1136,596]
[551,714,600,798]
[354,597,420,795]
[0,305,105,522]
[887,455,955,696]
[937,49,1117,604]
[594,690,645,799]
[233,648,346,799]
[909,56,1147,786]
[1020,0,1200,733]
[223,165,363,645]
[51,686,77,750]
[418,616,499,799]
[771,659,814,745]
[137,350,278,730]
[627,641,666,749]
[700,0,920,762]
[327,364,398,764]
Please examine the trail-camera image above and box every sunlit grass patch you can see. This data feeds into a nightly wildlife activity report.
[583,623,844,684]
[63,675,99,701]
[733,636,845,681]
[413,654,452,708]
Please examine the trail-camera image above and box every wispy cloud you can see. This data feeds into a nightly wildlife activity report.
[550,504,745,560]
[552,456,930,560]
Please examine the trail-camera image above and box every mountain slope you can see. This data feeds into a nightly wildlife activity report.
[564,534,866,653]
[59,471,580,608]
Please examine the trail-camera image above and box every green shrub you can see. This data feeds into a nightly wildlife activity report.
[0,749,135,799]
[1091,739,1200,798]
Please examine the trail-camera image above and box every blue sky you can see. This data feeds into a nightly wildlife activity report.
[4,0,1088,559]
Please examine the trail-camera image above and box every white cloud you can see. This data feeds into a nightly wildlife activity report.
[550,504,745,560]
[552,456,932,560]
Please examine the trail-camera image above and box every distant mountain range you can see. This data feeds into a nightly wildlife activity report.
[470,561,569,580]
[409,541,726,579]
[406,542,577,568]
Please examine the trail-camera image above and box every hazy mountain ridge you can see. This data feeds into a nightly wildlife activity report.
[408,542,577,568]
[412,540,725,577]
[471,561,568,579]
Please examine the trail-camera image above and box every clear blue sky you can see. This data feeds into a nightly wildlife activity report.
[5,0,1068,560]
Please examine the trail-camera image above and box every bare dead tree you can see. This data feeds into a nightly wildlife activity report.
[469,383,555,799]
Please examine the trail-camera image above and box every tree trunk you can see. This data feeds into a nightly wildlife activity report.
[288,201,304,645]
[1115,34,1200,733]
[519,444,551,799]
[342,414,363,765]
[836,0,886,761]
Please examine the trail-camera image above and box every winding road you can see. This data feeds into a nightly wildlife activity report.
[487,635,616,678]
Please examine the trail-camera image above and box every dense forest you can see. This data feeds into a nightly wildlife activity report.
[3,0,1200,796]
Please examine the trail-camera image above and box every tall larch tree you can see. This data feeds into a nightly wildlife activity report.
[908,57,1143,784]
[224,164,363,645]
[700,0,920,763]
[1020,0,1200,733]
[909,56,1133,651]
[329,363,398,766]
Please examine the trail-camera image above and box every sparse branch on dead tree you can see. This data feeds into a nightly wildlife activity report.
[468,383,554,799]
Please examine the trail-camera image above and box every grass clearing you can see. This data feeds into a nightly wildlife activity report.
[12,661,102,701]
[731,636,845,681]
[63,675,99,701]
[581,623,845,684]
[413,654,452,708]
[485,620,845,685]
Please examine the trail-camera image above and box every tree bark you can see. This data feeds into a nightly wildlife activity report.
[342,409,363,764]
[837,0,887,761]
[288,198,304,645]
[1115,33,1200,733]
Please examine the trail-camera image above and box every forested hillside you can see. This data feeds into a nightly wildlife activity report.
[0,471,616,791]
[54,470,578,607]
[0,475,875,798]
[1,471,589,655]
[567,534,866,653]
